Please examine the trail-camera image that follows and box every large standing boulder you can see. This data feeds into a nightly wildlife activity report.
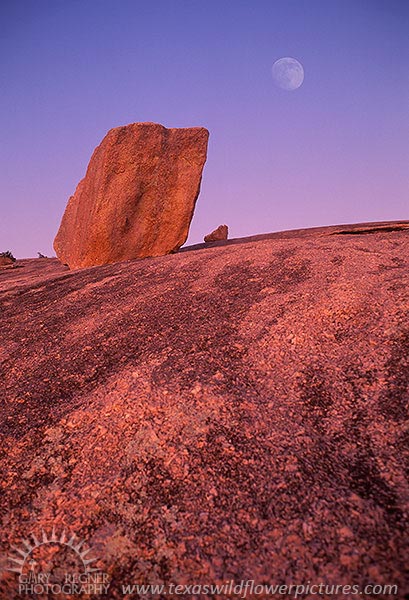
[54,122,209,268]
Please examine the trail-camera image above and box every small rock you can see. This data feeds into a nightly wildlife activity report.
[204,224,228,242]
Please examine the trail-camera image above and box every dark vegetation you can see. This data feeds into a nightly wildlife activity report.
[0,251,16,262]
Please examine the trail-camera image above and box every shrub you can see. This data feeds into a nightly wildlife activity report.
[0,250,16,262]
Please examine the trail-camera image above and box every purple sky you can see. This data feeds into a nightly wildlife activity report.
[1,0,408,258]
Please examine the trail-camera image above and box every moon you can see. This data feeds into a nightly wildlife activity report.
[272,57,304,91]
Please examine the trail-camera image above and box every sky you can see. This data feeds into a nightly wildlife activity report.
[1,0,408,258]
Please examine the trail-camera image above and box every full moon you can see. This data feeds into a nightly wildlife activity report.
[272,57,304,91]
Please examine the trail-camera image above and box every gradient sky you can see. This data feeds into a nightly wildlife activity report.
[1,0,408,258]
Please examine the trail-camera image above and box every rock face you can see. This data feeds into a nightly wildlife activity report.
[54,122,209,268]
[1,221,409,598]
[204,224,228,242]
